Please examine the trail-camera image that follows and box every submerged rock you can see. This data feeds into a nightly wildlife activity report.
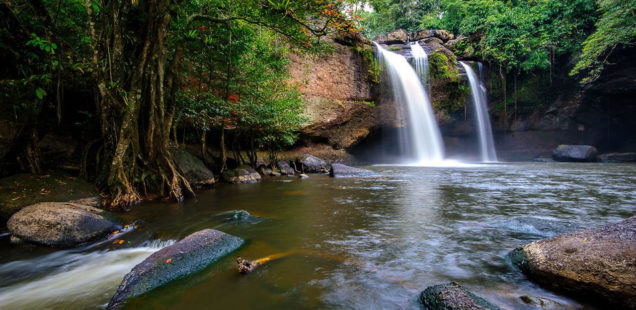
[598,152,636,163]
[295,154,328,173]
[107,229,243,310]
[171,147,215,187]
[552,144,598,162]
[221,167,261,184]
[419,282,500,310]
[533,157,555,163]
[329,163,373,177]
[0,172,100,221]
[510,217,636,309]
[7,202,117,247]
[276,161,295,176]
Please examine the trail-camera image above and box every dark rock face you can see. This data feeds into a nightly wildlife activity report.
[171,147,215,186]
[419,282,500,310]
[7,202,116,247]
[329,163,373,177]
[598,152,636,163]
[276,161,295,176]
[107,229,243,310]
[221,167,261,184]
[511,217,636,309]
[0,173,100,222]
[552,144,598,162]
[296,154,328,173]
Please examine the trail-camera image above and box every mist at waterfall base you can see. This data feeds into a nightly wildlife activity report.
[356,43,497,166]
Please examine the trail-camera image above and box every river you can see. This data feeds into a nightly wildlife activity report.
[1,162,634,309]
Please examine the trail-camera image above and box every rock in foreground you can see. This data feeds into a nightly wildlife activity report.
[296,154,328,173]
[107,229,243,310]
[552,144,598,162]
[7,202,116,247]
[419,282,500,310]
[511,216,636,309]
[221,167,261,184]
[276,161,295,176]
[329,163,373,177]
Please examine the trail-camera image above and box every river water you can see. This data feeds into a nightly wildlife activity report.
[0,162,634,309]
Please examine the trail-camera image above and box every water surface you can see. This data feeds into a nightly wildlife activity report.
[1,162,634,309]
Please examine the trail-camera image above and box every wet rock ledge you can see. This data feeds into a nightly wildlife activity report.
[511,216,636,309]
[419,282,500,310]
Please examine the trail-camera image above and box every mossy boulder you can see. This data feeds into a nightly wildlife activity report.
[7,202,117,247]
[510,217,636,309]
[171,147,215,187]
[221,166,261,184]
[107,229,243,310]
[419,282,500,310]
[0,172,100,222]
[552,144,598,162]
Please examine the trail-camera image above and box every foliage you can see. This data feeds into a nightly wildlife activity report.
[570,0,636,83]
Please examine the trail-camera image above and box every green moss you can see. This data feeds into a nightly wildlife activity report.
[352,43,380,83]
[388,46,402,51]
[429,52,460,82]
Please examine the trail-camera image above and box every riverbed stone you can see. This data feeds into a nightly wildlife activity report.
[221,166,261,184]
[276,161,295,176]
[551,144,598,162]
[171,147,215,187]
[598,152,636,163]
[510,216,636,309]
[0,172,100,222]
[7,202,117,247]
[296,154,328,173]
[329,163,373,177]
[419,282,500,310]
[107,229,243,310]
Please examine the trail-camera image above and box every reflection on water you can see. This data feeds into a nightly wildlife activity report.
[0,162,634,309]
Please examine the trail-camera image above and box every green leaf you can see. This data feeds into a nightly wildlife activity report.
[35,88,46,100]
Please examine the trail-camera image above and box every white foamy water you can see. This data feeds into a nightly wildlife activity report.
[0,240,174,310]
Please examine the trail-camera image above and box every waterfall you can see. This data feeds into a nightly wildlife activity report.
[410,42,429,89]
[374,42,444,165]
[459,61,498,162]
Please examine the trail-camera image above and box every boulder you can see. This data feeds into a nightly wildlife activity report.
[296,154,328,173]
[598,152,636,163]
[329,163,373,177]
[171,147,215,186]
[510,216,636,309]
[374,29,408,44]
[419,282,500,310]
[276,161,295,176]
[0,173,100,222]
[552,144,598,162]
[107,229,243,310]
[221,166,261,184]
[445,34,467,51]
[433,29,454,42]
[7,202,117,247]
[410,29,434,41]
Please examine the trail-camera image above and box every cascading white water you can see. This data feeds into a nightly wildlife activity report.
[0,240,175,310]
[374,43,444,165]
[459,61,498,162]
[410,42,430,89]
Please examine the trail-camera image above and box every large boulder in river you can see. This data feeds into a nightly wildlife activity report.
[221,166,261,184]
[329,163,374,177]
[551,144,598,162]
[296,154,328,173]
[107,229,243,310]
[276,161,295,176]
[419,282,500,310]
[7,202,117,247]
[171,147,215,186]
[373,29,408,44]
[510,216,636,309]
[0,172,100,222]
